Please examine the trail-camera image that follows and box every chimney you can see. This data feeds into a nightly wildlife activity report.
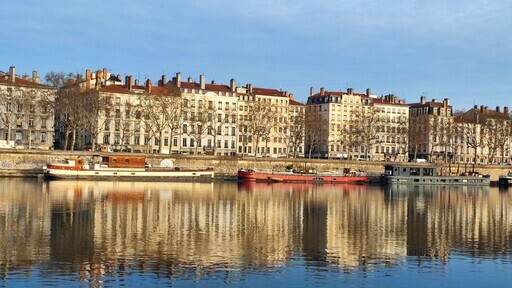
[496,106,500,113]
[103,68,108,80]
[289,93,294,100]
[485,106,488,111]
[443,98,448,108]
[310,87,314,96]
[230,79,236,92]
[247,83,253,93]
[504,106,509,115]
[320,87,325,96]
[211,79,215,84]
[431,99,436,103]
[366,88,371,97]
[200,75,206,89]
[188,77,193,83]
[9,66,15,83]
[145,79,152,92]
[86,69,91,89]
[175,72,182,88]
[22,75,29,81]
[474,105,478,109]
[420,96,426,104]
[347,88,353,95]
[125,76,132,91]
[32,70,38,82]
[135,79,139,86]
[480,105,484,113]
[161,75,167,86]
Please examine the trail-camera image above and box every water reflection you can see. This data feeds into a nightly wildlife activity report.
[0,179,512,283]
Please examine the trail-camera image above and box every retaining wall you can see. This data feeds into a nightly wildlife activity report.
[0,149,510,181]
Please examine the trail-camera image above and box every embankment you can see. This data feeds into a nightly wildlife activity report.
[0,149,510,181]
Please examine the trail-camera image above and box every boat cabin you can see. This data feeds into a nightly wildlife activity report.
[384,165,438,177]
[103,155,146,168]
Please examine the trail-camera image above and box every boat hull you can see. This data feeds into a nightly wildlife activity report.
[44,167,214,181]
[237,170,367,183]
[498,176,512,186]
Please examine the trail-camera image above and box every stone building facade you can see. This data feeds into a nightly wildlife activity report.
[305,88,408,160]
[0,66,56,149]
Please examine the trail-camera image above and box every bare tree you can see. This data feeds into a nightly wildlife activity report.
[139,93,172,153]
[165,95,184,154]
[0,88,17,144]
[464,122,484,172]
[56,85,84,150]
[346,108,383,160]
[44,71,75,88]
[305,110,327,159]
[288,109,305,158]
[16,88,55,149]
[186,102,210,155]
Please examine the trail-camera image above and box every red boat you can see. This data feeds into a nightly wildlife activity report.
[237,168,367,183]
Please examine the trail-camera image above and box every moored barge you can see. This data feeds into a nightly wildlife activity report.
[382,165,490,186]
[44,155,214,180]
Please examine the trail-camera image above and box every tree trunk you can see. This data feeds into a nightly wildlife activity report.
[158,130,164,154]
[70,129,77,151]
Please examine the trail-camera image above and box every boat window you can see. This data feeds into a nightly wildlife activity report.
[422,168,434,176]
[410,168,420,176]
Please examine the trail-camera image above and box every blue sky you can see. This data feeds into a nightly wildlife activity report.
[2,0,512,110]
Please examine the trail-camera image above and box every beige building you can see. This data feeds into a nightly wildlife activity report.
[236,84,294,157]
[171,73,238,156]
[305,88,408,160]
[453,105,511,165]
[408,97,453,162]
[0,66,55,149]
[56,69,304,157]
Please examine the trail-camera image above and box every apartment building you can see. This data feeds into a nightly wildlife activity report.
[453,105,511,164]
[235,83,293,157]
[171,73,238,156]
[408,97,453,162]
[57,70,179,153]
[0,66,56,149]
[305,88,408,160]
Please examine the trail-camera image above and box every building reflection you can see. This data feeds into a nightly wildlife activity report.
[0,178,511,280]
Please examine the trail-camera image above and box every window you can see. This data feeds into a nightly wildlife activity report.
[103,133,110,144]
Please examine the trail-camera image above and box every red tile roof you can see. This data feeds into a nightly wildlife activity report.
[289,99,305,106]
[252,87,287,97]
[180,82,233,93]
[99,84,177,96]
[0,74,52,89]
[310,91,366,98]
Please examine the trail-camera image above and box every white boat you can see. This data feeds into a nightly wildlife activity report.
[499,171,512,186]
[43,155,214,181]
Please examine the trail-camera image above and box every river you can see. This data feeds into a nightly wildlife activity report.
[0,179,511,287]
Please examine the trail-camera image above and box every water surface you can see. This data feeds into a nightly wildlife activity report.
[0,179,511,287]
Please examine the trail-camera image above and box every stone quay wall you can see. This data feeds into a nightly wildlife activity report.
[0,149,510,181]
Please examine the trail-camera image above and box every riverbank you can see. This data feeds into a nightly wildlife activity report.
[0,149,510,182]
